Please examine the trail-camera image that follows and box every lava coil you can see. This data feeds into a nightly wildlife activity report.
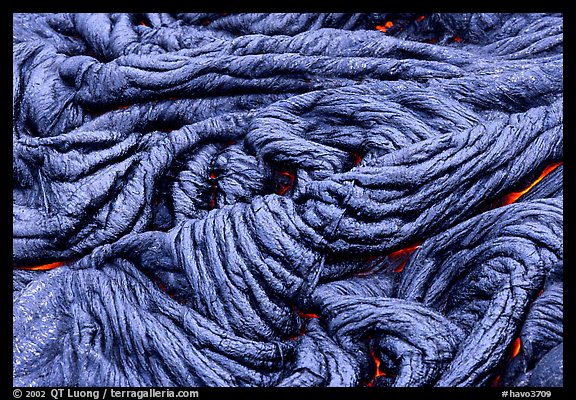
[13,13,563,388]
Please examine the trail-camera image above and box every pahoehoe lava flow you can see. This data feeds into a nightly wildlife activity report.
[13,13,563,387]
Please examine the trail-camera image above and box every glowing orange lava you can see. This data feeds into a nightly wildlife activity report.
[350,151,363,166]
[298,311,319,319]
[389,243,421,273]
[275,170,295,196]
[366,346,391,386]
[510,337,521,359]
[376,21,394,33]
[16,261,66,271]
[498,162,562,206]
[491,374,502,387]
[370,347,386,378]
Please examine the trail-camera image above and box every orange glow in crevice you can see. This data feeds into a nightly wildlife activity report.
[275,170,296,196]
[510,337,522,359]
[370,347,386,378]
[389,243,421,273]
[207,169,219,209]
[366,346,396,386]
[349,151,363,166]
[496,162,563,207]
[153,277,168,293]
[298,311,319,319]
[142,270,186,303]
[15,261,67,271]
[376,21,394,33]
[490,374,502,387]
[285,307,319,340]
[296,314,318,338]
[353,242,421,276]
[293,305,319,321]
[416,15,425,22]
[209,195,217,210]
